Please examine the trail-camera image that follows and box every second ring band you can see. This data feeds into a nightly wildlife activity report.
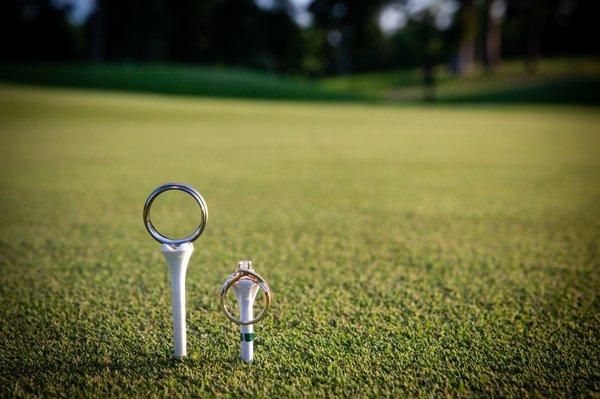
[220,269,272,326]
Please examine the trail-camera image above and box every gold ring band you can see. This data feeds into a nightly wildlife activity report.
[220,269,272,325]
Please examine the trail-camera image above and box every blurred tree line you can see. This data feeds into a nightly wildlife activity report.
[1,0,598,77]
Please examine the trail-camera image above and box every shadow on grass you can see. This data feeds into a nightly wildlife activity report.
[440,77,600,105]
[1,62,598,106]
[0,63,370,103]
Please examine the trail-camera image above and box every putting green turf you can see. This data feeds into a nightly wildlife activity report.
[0,84,599,397]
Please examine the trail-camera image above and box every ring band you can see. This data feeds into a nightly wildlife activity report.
[220,268,272,326]
[143,183,208,246]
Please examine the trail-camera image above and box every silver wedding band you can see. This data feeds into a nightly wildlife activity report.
[143,183,208,246]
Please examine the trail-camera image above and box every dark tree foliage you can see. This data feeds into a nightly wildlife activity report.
[309,0,389,75]
[0,0,302,73]
[99,0,168,62]
[0,0,598,76]
[210,0,303,72]
[539,0,600,56]
[0,0,81,61]
[503,0,599,62]
[260,10,304,73]
[164,0,218,63]
[211,0,265,66]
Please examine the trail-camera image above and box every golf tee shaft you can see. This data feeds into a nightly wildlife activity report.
[171,267,186,357]
[233,279,259,363]
[160,243,193,358]
[239,299,254,363]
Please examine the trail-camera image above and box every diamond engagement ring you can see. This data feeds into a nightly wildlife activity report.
[220,261,272,325]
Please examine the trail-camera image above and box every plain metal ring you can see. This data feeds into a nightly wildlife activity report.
[220,270,272,326]
[143,183,208,246]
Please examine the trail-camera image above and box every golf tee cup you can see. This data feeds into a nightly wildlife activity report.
[220,261,273,363]
[143,183,208,358]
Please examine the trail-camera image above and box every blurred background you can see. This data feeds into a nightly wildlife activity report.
[1,1,599,397]
[0,0,599,103]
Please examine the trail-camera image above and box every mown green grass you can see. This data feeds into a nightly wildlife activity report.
[0,84,599,397]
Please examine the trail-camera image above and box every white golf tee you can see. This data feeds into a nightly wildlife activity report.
[160,242,194,358]
[233,279,260,363]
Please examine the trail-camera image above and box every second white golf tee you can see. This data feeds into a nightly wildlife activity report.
[161,242,194,358]
[233,279,260,363]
